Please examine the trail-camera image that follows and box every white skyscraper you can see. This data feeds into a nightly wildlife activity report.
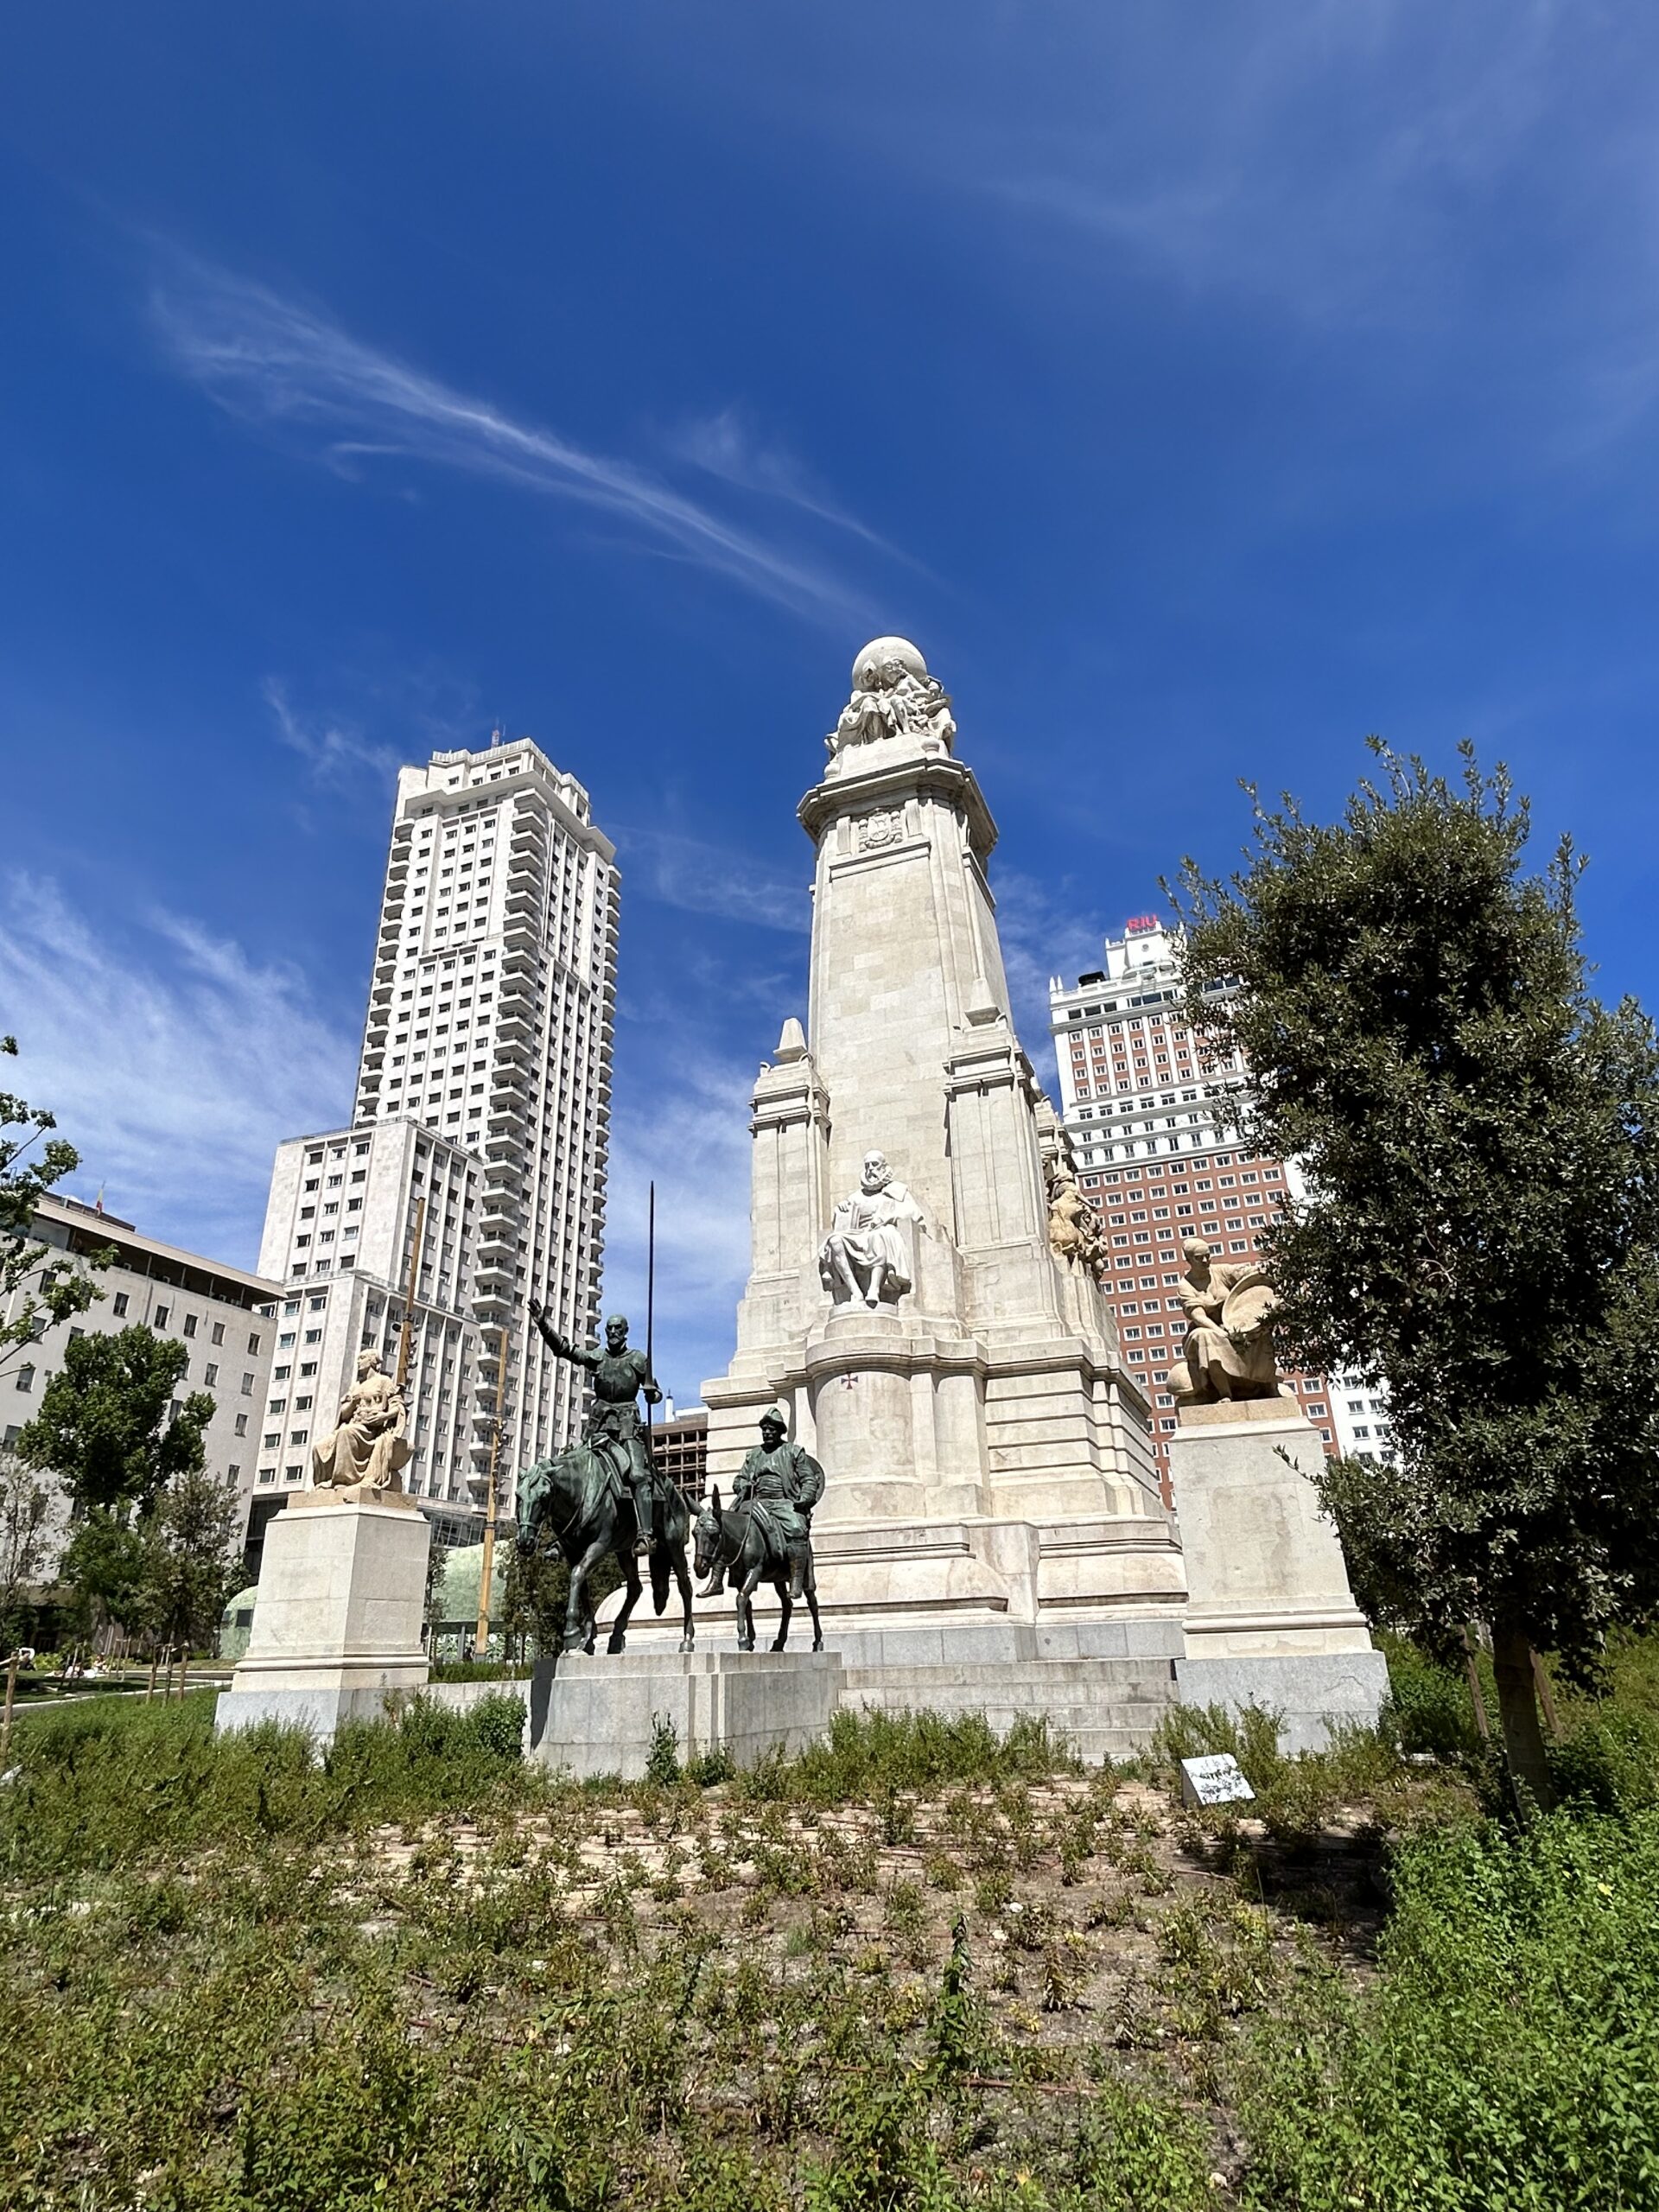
[253,734,619,1537]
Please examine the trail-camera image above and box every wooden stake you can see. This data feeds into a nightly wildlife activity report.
[145,1649,159,1703]
[395,1196,428,1392]
[475,1326,512,1658]
[1462,1624,1493,1743]
[1,1653,19,1767]
[175,1653,190,1702]
[1529,1646,1564,1742]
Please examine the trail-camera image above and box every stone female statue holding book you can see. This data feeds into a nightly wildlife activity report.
[312,1348,410,1493]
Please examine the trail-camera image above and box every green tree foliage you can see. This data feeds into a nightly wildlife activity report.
[0,1034,108,1377]
[0,1450,54,1648]
[16,1325,213,1520]
[139,1467,241,1650]
[498,1532,574,1654]
[1173,744,1659,1807]
[58,1511,153,1640]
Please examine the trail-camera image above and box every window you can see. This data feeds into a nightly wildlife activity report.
[112,1291,130,1317]
[204,1363,219,1386]
[227,1465,240,1482]
[155,1304,170,1329]
[234,1413,248,1437]
[248,1332,262,1352]
[212,1320,226,1345]
[240,1373,256,1395]
[14,1364,34,1393]
[183,1314,198,1338]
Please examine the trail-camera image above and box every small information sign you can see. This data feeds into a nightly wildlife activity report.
[1179,1752,1255,1809]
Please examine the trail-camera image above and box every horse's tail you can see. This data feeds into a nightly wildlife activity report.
[650,1483,690,1614]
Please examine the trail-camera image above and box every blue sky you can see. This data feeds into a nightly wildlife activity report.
[3,3,1658,1400]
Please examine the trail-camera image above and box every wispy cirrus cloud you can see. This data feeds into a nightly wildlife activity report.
[667,403,909,562]
[619,823,811,935]
[0,874,356,1268]
[263,676,399,786]
[148,251,878,624]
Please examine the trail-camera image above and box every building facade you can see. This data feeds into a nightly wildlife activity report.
[253,731,620,1551]
[3,1195,281,1572]
[651,1405,708,1504]
[251,1121,484,1548]
[1047,917,1338,1489]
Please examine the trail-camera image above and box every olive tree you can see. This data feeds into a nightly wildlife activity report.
[1172,744,1659,1807]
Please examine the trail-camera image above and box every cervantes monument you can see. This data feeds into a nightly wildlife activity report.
[701,639,1194,1748]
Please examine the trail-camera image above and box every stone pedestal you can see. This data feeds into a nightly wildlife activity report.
[215,1485,431,1742]
[1168,1402,1388,1751]
[524,1648,843,1781]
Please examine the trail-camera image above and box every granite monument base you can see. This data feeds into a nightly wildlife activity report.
[215,1485,431,1744]
[524,1648,843,1781]
[1168,1402,1388,1752]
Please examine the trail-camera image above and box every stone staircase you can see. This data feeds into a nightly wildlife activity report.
[836,1656,1181,1763]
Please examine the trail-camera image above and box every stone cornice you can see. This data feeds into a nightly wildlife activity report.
[798,754,998,861]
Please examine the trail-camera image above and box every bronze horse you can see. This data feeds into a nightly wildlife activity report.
[517,1444,695,1654]
[693,1483,824,1654]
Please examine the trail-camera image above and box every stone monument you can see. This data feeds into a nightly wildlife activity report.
[1162,1243,1389,1750]
[701,639,1187,1751]
[219,1343,433,1739]
[215,1482,433,1743]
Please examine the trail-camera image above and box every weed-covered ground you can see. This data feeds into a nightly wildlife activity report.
[2,1657,1656,2210]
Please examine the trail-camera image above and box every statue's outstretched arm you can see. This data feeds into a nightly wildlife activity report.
[528,1298,598,1368]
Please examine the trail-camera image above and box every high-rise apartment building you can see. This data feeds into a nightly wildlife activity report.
[254,733,619,1545]
[1048,916,1337,1489]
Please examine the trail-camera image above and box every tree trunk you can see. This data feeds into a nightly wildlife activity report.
[1491,1616,1555,1815]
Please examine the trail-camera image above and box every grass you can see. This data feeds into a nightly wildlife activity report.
[1,1651,1657,2207]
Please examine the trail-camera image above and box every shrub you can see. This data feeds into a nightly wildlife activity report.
[645,1715,682,1785]
[0,1688,532,1872]
[1548,1707,1659,1815]
[1378,1632,1483,1763]
[1239,1808,1659,2208]
[786,1707,1071,1804]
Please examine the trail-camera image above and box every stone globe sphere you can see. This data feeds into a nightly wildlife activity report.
[851,637,928,691]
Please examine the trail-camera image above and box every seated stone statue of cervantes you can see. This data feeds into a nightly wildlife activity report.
[819,1150,927,1310]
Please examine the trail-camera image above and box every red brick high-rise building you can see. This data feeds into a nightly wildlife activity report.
[1047,916,1336,1493]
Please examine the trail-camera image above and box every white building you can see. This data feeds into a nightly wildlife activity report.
[1330,1382,1398,1464]
[1047,915,1249,1168]
[3,1195,281,1572]
[251,734,619,1545]
[251,1122,484,1548]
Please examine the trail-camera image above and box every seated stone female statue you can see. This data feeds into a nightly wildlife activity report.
[312,1348,411,1491]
